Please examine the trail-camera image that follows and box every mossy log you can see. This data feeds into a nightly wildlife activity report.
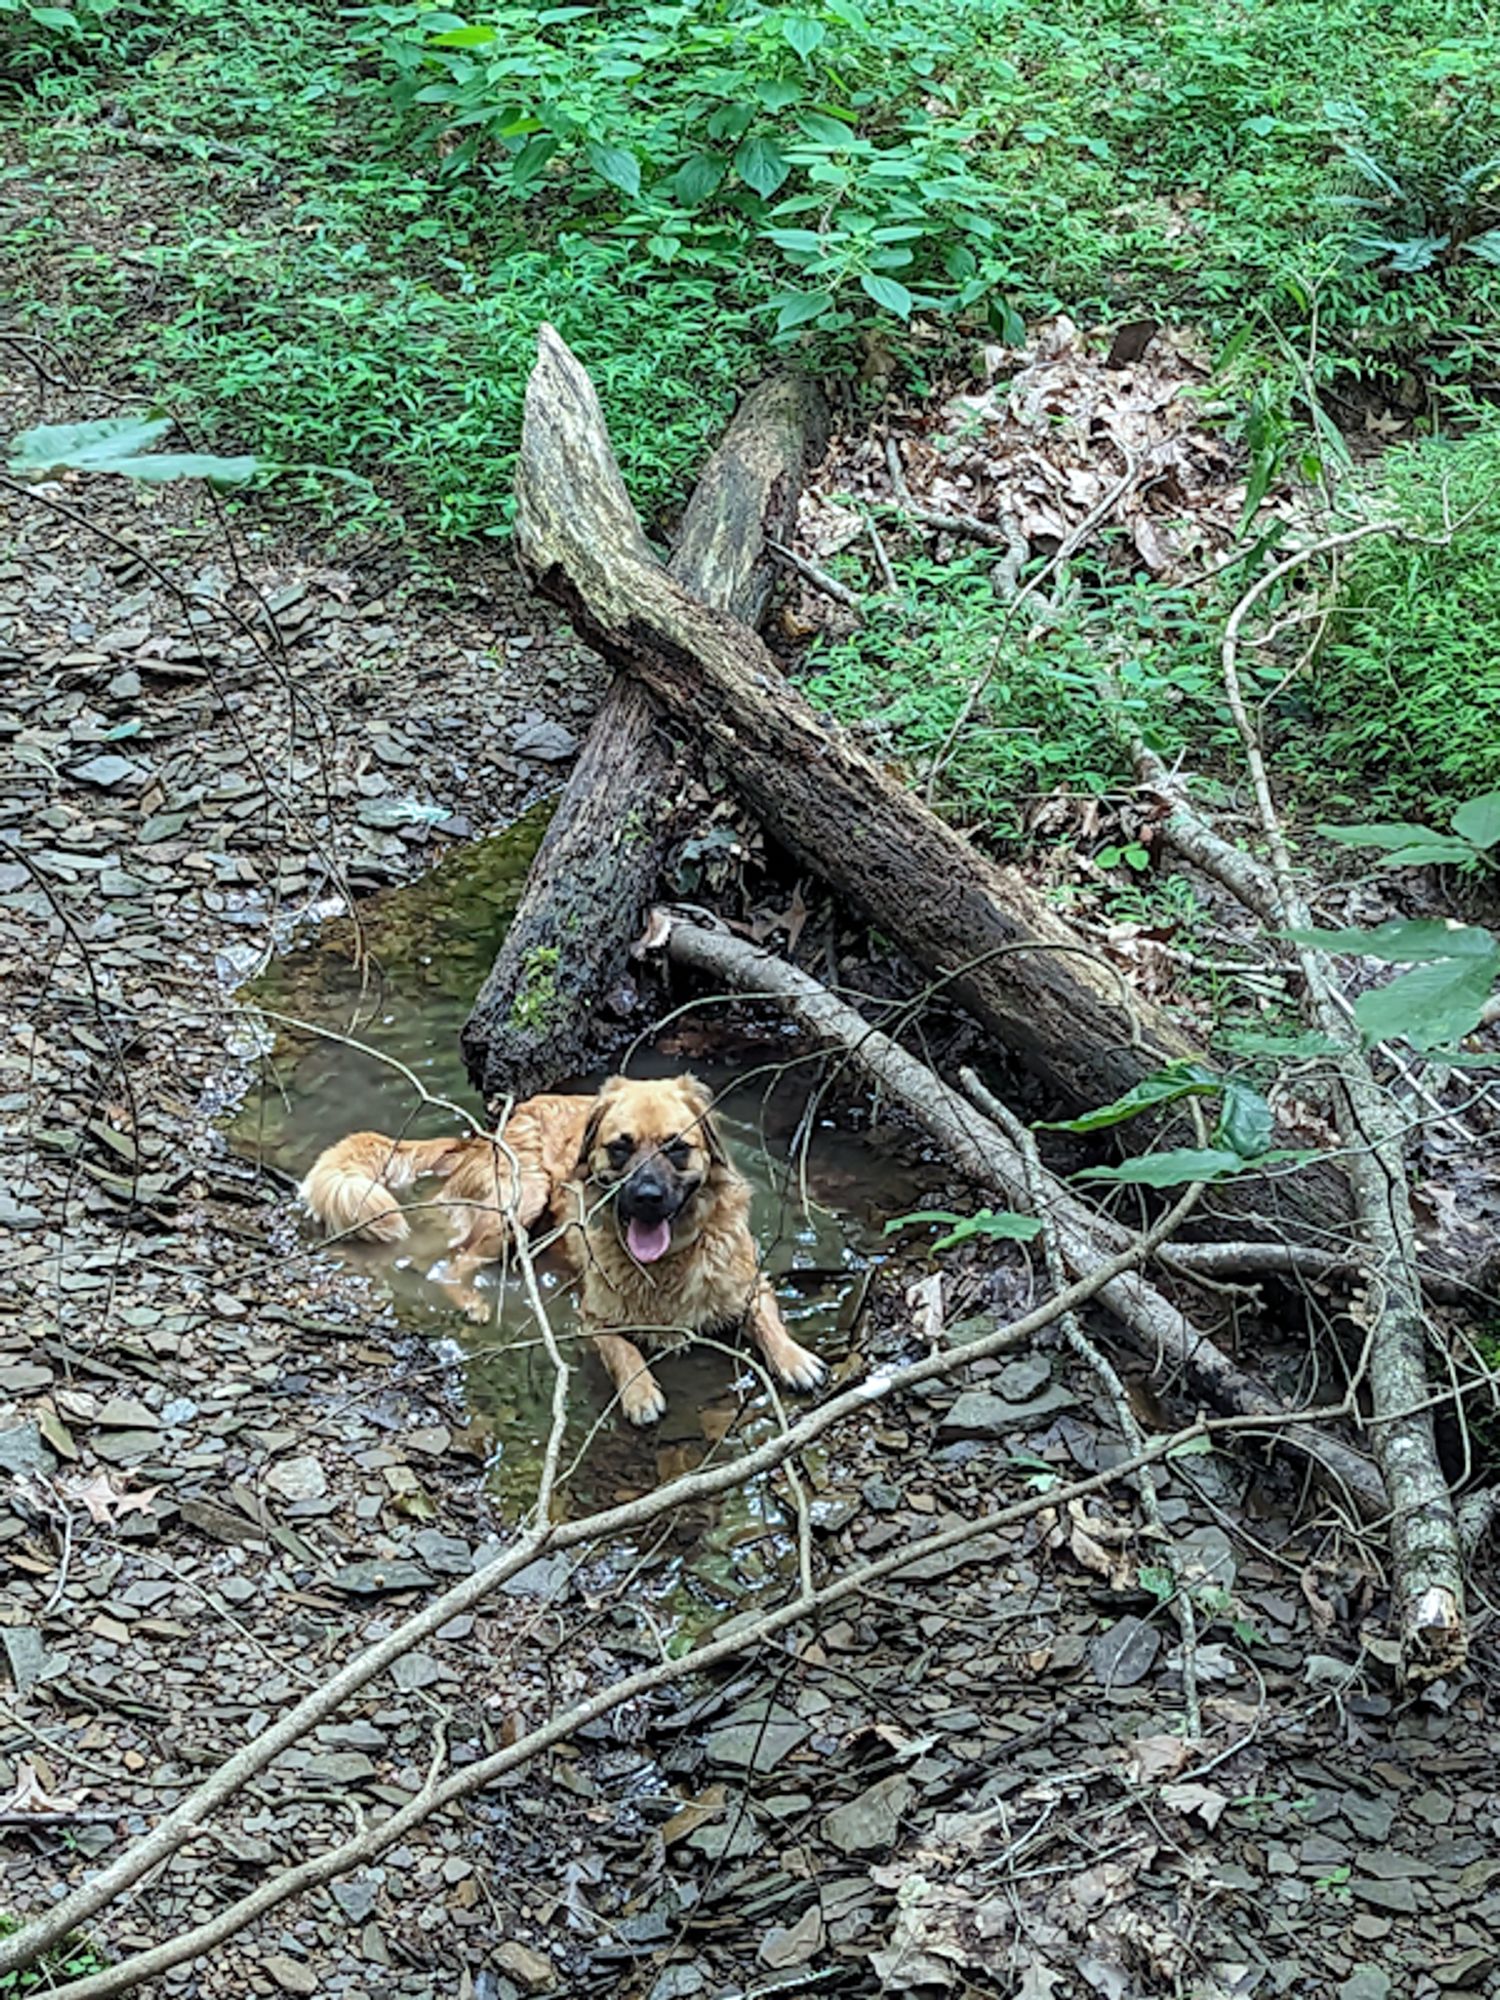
[461,364,827,1104]
[488,326,1424,1274]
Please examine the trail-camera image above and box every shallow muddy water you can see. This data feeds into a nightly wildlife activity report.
[229,817,929,1626]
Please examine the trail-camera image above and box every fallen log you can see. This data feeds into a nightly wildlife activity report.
[502,326,1380,1267]
[662,915,1391,1522]
[462,370,827,1104]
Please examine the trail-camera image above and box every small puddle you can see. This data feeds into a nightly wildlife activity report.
[229,814,928,1635]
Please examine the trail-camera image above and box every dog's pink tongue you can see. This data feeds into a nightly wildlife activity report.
[627,1218,672,1264]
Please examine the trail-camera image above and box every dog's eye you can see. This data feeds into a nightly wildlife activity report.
[664,1140,692,1169]
[605,1135,633,1167]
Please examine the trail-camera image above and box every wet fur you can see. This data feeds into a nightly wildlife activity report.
[299,1075,825,1424]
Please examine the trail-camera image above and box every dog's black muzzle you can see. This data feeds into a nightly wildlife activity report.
[617,1168,689,1227]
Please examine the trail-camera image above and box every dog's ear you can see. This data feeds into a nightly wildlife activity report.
[574,1102,607,1175]
[682,1075,729,1169]
[575,1076,628,1174]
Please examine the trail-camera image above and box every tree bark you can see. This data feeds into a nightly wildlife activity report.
[664,915,1390,1522]
[510,326,1207,1110]
[462,369,826,1103]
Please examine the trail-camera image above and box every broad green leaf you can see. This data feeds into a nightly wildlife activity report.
[773,289,833,332]
[672,152,724,204]
[859,272,913,316]
[1167,1432,1214,1458]
[735,134,790,196]
[708,104,754,141]
[885,1208,966,1235]
[1373,837,1485,868]
[1353,951,1500,1051]
[1078,1147,1316,1188]
[104,452,258,487]
[1039,1061,1220,1134]
[11,415,173,475]
[585,142,641,197]
[510,135,559,187]
[1317,819,1433,850]
[755,80,803,111]
[1221,1027,1344,1059]
[781,13,826,56]
[1216,1079,1274,1160]
[1288,919,1498,963]
[1451,790,1500,849]
[29,5,81,25]
[884,1207,1041,1251]
[426,24,498,44]
[10,416,256,488]
[799,111,853,145]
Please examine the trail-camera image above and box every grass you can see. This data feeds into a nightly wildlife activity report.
[1293,417,1500,818]
[2,0,1497,822]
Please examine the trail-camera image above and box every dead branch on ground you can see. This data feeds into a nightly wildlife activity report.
[662,915,1388,1521]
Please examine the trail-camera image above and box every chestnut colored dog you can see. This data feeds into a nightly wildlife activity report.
[299,1074,825,1424]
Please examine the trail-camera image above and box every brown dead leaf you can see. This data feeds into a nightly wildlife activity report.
[906,1272,944,1348]
[661,1783,727,1846]
[1125,1732,1195,1785]
[0,1759,86,1820]
[1160,1780,1231,1829]
[62,1469,159,1526]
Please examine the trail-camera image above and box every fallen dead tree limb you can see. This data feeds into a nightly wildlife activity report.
[1101,531,1470,1678]
[501,326,1385,1270]
[1214,535,1467,1680]
[508,326,1208,1112]
[462,369,827,1104]
[0,1151,1213,1985]
[32,1426,1206,2000]
[663,915,1389,1521]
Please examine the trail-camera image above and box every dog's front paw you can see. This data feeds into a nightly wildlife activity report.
[621,1371,668,1427]
[775,1341,828,1392]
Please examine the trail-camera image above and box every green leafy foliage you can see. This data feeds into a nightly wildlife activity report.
[1290,915,1500,1050]
[8,414,258,487]
[1302,422,1500,819]
[1039,1061,1221,1134]
[350,0,1031,342]
[1317,791,1500,871]
[1051,1063,1301,1189]
[0,1913,108,1995]
[1077,1146,1318,1189]
[884,1207,1044,1252]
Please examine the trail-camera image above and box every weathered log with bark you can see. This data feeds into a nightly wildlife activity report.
[462,369,827,1104]
[495,327,1380,1270]
[505,326,1209,1109]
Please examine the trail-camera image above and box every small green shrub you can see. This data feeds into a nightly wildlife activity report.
[0,1913,108,1994]
[351,0,1031,341]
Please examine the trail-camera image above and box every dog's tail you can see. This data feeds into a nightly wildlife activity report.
[299,1132,474,1244]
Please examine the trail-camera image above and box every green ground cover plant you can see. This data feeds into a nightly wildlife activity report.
[2,0,1496,818]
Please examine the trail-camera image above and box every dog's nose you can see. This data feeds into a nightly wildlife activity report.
[623,1170,670,1218]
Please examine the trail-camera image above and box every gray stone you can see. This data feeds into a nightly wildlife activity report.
[939,1385,1074,1438]
[823,1774,914,1855]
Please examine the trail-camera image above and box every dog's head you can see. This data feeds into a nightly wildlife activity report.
[575,1074,730,1265]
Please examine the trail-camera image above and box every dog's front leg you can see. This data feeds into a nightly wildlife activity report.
[747,1280,827,1391]
[595,1332,667,1426]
